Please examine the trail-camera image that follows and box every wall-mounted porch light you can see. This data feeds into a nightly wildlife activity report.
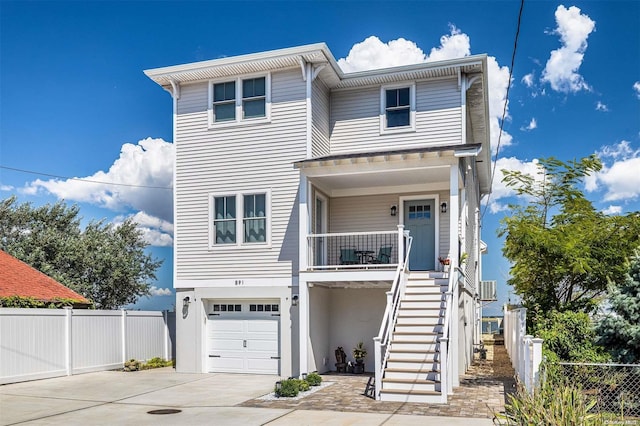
[182,296,191,309]
[440,202,447,213]
[292,294,299,306]
[390,205,397,216]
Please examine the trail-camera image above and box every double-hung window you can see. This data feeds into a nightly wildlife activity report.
[210,191,270,248]
[380,83,416,133]
[242,77,266,119]
[213,196,236,244]
[212,81,236,122]
[209,74,270,126]
[243,193,266,243]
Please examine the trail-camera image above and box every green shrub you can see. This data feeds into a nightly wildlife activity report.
[495,381,604,425]
[305,372,322,386]
[295,379,310,392]
[140,357,173,370]
[275,379,299,397]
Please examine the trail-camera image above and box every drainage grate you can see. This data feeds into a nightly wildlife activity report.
[147,409,182,415]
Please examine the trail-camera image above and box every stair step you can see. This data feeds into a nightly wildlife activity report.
[387,359,439,370]
[395,324,442,333]
[400,301,444,309]
[382,379,440,392]
[379,388,443,403]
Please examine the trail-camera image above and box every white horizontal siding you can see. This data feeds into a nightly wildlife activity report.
[330,191,450,257]
[311,79,330,157]
[329,78,462,154]
[174,69,306,280]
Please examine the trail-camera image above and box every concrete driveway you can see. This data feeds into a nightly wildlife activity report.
[0,368,494,425]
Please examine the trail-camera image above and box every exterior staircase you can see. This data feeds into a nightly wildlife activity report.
[379,272,447,403]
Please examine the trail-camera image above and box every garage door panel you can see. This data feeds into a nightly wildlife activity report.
[208,356,244,372]
[247,339,279,353]
[246,358,279,374]
[207,302,280,375]
[208,320,244,333]
[209,338,245,351]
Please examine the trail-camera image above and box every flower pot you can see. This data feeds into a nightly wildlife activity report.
[354,360,364,374]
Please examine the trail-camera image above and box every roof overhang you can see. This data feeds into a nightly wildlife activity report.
[294,144,479,197]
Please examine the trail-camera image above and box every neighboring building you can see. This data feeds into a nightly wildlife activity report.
[145,43,491,402]
[0,250,91,307]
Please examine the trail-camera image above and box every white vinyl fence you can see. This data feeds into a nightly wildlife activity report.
[0,308,176,385]
[503,306,543,393]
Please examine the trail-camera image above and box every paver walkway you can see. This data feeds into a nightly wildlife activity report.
[241,342,515,419]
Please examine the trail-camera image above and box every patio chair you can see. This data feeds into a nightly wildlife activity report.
[340,246,359,265]
[368,246,392,264]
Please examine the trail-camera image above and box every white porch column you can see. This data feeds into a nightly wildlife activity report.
[298,174,310,374]
[449,163,460,386]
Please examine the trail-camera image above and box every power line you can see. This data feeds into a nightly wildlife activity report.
[0,165,172,190]
[481,0,525,221]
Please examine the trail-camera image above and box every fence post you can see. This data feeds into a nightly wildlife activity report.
[65,307,73,376]
[523,334,533,392]
[517,308,527,381]
[531,338,543,390]
[163,310,169,361]
[121,309,127,364]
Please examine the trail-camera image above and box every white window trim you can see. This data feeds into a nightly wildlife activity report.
[208,73,272,129]
[209,189,272,250]
[379,82,416,135]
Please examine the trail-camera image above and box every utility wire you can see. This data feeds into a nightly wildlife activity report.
[0,165,172,190]
[481,0,525,221]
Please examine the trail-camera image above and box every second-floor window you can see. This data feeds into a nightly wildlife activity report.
[213,195,237,244]
[385,87,410,127]
[210,191,270,248]
[209,74,270,126]
[213,81,236,122]
[380,83,415,133]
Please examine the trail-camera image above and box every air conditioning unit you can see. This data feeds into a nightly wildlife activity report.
[479,280,497,301]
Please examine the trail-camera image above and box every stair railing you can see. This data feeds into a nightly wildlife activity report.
[440,265,466,401]
[373,229,412,400]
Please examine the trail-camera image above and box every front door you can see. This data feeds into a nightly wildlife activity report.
[404,199,436,270]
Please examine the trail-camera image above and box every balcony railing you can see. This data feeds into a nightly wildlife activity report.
[306,228,405,270]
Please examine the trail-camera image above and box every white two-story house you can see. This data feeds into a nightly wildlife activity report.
[145,43,491,403]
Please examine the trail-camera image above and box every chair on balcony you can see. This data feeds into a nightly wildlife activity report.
[340,246,359,265]
[368,246,392,264]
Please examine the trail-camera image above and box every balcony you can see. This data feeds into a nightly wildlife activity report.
[305,229,405,272]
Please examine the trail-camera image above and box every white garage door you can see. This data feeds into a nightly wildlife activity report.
[207,301,280,374]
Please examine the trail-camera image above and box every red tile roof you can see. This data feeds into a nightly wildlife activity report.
[0,249,90,304]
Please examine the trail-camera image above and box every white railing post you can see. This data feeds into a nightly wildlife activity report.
[65,307,73,376]
[373,336,382,400]
[439,337,449,402]
[386,291,393,327]
[532,338,543,390]
[397,224,405,265]
[517,309,527,382]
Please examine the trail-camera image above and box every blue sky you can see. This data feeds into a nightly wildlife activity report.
[1,1,639,314]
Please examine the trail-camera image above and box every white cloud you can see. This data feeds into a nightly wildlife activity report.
[521,118,537,131]
[113,211,174,247]
[23,137,174,222]
[595,101,608,112]
[602,205,622,215]
[634,81,640,99]
[337,29,512,154]
[337,36,428,73]
[487,157,541,213]
[148,286,172,296]
[541,5,596,93]
[521,73,534,88]
[0,184,14,191]
[587,141,640,201]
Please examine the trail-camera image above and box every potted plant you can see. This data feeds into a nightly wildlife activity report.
[352,341,367,374]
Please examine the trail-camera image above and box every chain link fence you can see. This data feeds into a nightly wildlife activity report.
[547,362,640,418]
